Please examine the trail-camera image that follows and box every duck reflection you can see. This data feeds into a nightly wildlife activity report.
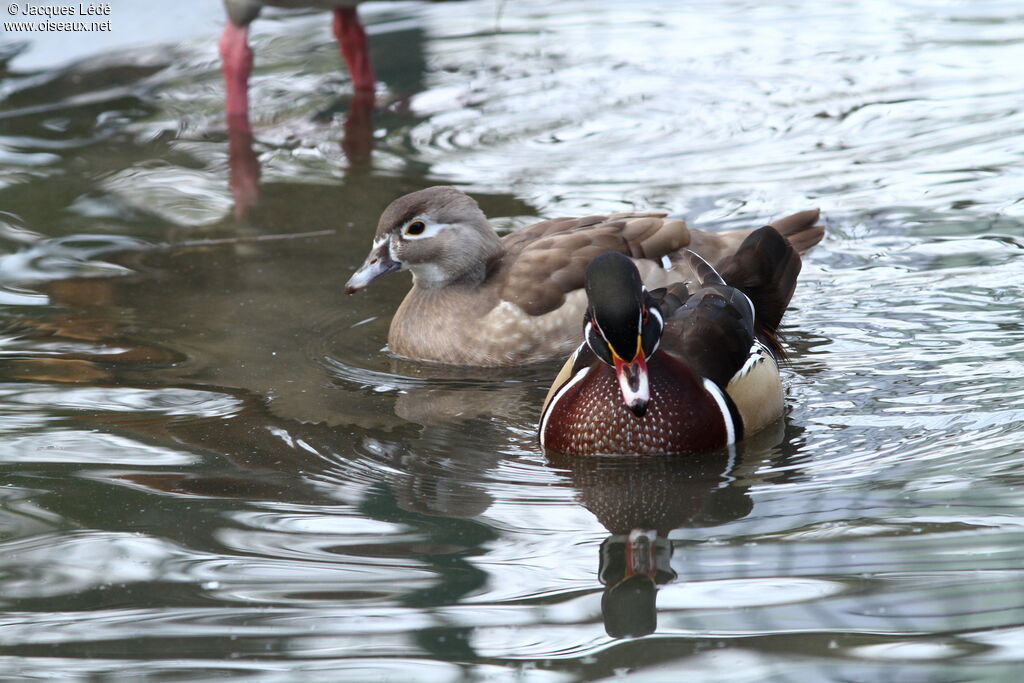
[550,422,783,638]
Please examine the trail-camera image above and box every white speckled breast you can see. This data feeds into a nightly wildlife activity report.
[541,352,730,456]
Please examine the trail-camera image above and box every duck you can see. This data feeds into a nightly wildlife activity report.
[345,186,822,366]
[219,1,376,128]
[539,225,804,455]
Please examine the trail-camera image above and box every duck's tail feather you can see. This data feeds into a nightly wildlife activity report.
[768,209,823,255]
[718,226,802,358]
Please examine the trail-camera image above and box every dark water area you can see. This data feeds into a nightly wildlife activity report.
[1,0,1023,679]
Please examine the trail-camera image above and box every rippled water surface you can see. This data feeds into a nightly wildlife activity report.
[2,0,1023,679]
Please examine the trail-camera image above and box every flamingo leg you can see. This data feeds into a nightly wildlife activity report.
[219,21,255,130]
[332,7,376,92]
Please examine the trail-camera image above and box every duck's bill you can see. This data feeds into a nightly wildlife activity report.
[344,244,401,294]
[613,352,650,417]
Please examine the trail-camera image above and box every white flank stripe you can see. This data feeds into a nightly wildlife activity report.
[702,378,736,445]
[539,366,590,448]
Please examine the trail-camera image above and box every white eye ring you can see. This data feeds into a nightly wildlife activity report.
[400,217,450,240]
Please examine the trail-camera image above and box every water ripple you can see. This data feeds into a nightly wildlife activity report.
[1,0,1024,678]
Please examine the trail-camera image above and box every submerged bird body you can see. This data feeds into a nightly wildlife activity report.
[540,226,805,456]
[346,186,823,366]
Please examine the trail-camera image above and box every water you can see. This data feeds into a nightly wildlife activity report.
[2,0,1023,679]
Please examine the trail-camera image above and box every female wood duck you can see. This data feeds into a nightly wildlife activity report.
[539,226,803,455]
[345,186,823,366]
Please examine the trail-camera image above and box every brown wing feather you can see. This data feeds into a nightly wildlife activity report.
[496,209,821,318]
[659,283,756,389]
[686,209,823,264]
[498,213,691,316]
[769,209,823,255]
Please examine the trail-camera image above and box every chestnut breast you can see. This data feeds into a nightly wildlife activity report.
[541,352,731,456]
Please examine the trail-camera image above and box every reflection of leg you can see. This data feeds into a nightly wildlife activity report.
[625,528,658,579]
[219,22,254,132]
[332,7,376,93]
[343,90,375,170]
[228,126,260,218]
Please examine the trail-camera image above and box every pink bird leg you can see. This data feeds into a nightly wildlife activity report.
[333,7,376,92]
[219,21,254,130]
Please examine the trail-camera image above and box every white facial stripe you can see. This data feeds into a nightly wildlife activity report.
[702,378,736,445]
[644,305,663,359]
[539,363,589,448]
[584,319,603,358]
[649,308,663,359]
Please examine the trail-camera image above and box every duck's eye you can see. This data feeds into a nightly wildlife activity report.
[405,220,426,236]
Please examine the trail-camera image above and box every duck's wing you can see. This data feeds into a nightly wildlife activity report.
[658,229,806,436]
[767,209,823,255]
[658,253,757,389]
[495,209,821,319]
[687,208,823,263]
[497,212,691,316]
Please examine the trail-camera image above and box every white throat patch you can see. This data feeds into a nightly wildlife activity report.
[407,262,449,286]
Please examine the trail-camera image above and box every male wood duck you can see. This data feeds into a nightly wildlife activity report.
[539,226,803,455]
[345,186,823,366]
